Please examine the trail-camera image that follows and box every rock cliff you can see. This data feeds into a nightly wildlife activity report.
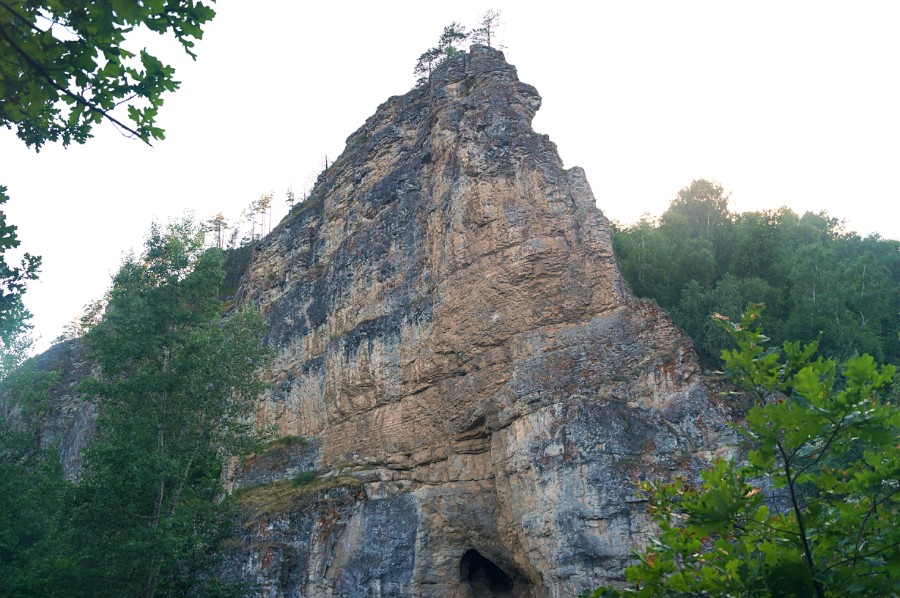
[224,46,737,597]
[2,339,97,478]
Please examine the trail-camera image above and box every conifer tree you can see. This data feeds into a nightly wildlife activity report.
[470,9,502,48]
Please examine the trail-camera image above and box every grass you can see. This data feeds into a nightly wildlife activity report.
[235,474,360,524]
[281,191,325,228]
[292,470,318,486]
[265,434,308,449]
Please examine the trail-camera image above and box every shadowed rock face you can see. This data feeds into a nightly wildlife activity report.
[227,46,738,597]
[2,339,97,478]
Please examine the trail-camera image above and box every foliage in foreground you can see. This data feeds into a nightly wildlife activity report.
[1,0,216,148]
[0,365,62,595]
[0,218,269,597]
[0,186,40,378]
[587,305,899,597]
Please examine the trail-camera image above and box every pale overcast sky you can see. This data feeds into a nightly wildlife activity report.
[3,0,899,353]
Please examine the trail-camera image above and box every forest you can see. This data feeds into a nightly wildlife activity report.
[3,179,896,596]
[1,0,897,592]
[613,179,900,368]
[587,180,900,595]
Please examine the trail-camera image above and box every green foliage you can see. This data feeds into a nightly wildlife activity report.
[52,298,105,345]
[221,243,254,300]
[413,11,504,85]
[5,217,270,597]
[292,470,318,486]
[0,0,216,149]
[438,21,468,56]
[2,0,217,392]
[586,305,899,597]
[414,20,469,85]
[0,361,59,423]
[613,180,900,366]
[0,186,40,375]
[71,217,267,595]
[0,365,64,597]
[234,475,359,523]
[266,434,308,449]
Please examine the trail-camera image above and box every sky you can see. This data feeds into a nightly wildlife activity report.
[2,0,899,353]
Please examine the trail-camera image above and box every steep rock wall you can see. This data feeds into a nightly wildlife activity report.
[227,46,737,597]
[1,339,97,478]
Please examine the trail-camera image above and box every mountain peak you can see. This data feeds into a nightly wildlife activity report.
[227,47,733,596]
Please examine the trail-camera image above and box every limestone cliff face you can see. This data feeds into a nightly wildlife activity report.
[227,46,737,597]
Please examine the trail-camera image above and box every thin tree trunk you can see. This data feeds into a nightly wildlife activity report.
[778,441,826,598]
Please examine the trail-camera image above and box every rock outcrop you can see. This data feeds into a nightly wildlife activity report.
[225,46,737,597]
[2,339,97,478]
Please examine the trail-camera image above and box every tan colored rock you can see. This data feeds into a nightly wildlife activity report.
[225,46,740,596]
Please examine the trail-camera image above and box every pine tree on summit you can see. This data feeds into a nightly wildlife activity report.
[470,9,503,48]
[438,21,468,56]
[414,21,469,85]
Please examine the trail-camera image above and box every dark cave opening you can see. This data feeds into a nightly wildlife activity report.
[460,548,515,595]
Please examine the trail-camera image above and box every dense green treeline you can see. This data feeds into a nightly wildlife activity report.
[0,220,268,597]
[613,180,900,366]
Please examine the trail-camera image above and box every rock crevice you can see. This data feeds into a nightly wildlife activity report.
[227,46,737,596]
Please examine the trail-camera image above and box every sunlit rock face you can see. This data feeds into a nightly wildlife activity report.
[226,45,737,597]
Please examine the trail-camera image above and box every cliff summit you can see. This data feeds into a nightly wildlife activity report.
[223,46,736,596]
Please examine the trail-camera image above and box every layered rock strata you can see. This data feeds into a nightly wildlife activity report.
[227,46,737,597]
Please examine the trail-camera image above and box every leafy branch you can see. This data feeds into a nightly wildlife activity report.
[586,304,899,597]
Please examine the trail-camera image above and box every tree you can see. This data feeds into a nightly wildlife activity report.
[470,9,502,48]
[662,180,731,236]
[414,46,444,84]
[205,212,229,250]
[255,191,273,237]
[1,0,218,388]
[586,305,899,597]
[52,298,106,344]
[0,0,217,149]
[50,217,269,596]
[414,21,469,85]
[612,216,667,301]
[0,291,64,596]
[661,179,734,273]
[673,275,777,365]
[612,180,900,366]
[438,21,468,56]
[0,365,65,596]
[286,186,296,209]
[0,186,40,372]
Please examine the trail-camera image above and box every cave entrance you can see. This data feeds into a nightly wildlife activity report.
[460,548,515,596]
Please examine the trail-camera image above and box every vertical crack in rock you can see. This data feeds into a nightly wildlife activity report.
[21,46,743,597]
[227,45,741,596]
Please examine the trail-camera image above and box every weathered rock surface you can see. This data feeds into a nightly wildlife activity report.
[1,339,97,478]
[225,46,739,597]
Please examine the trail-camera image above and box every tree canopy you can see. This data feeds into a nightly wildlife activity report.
[613,180,900,366]
[587,306,899,597]
[0,186,40,377]
[0,0,216,149]
[0,218,269,596]
[0,0,219,378]
[414,10,503,84]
